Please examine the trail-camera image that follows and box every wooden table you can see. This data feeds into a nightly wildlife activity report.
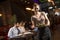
[9,32,34,40]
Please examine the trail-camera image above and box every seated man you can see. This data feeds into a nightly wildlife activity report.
[8,22,20,39]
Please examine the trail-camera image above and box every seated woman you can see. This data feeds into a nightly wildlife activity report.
[18,21,26,34]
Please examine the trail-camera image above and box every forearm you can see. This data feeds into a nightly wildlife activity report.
[46,19,50,26]
[44,13,50,26]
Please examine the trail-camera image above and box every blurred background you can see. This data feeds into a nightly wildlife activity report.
[0,0,60,40]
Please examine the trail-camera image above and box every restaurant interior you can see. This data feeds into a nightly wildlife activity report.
[0,0,60,40]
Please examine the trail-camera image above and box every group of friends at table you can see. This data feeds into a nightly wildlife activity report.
[8,3,51,40]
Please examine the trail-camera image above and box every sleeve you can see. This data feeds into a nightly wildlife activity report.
[8,28,13,38]
[34,27,38,32]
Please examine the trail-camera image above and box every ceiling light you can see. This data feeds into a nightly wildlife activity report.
[26,7,31,10]
[0,14,2,16]
[31,9,34,11]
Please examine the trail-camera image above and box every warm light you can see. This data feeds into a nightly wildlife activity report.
[0,14,2,16]
[26,8,35,11]
[48,0,51,2]
[26,8,32,10]
[31,9,34,11]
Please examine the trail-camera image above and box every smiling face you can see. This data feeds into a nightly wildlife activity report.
[35,5,40,11]
[33,3,40,12]
[33,3,41,15]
